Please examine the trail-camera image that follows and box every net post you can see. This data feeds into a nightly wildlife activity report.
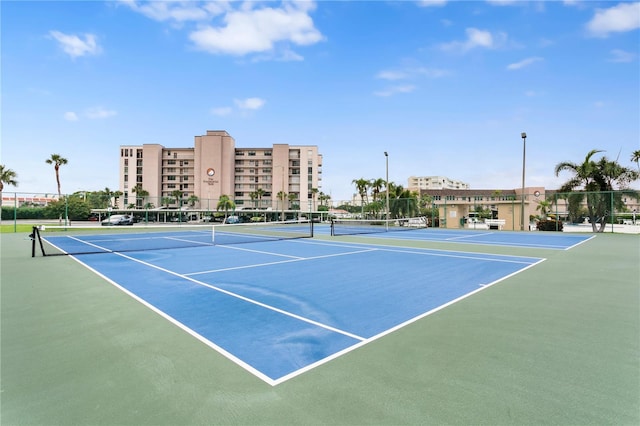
[30,226,46,257]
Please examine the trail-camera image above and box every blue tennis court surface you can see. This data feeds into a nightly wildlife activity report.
[317,225,594,250]
[42,230,565,385]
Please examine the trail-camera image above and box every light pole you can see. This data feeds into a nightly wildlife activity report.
[384,152,390,224]
[520,132,527,231]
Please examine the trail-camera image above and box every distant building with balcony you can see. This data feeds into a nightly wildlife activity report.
[408,176,469,192]
[119,130,322,212]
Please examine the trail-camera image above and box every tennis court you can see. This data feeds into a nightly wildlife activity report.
[2,222,638,424]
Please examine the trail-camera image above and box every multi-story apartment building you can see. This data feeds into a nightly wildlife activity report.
[408,176,470,192]
[119,130,322,212]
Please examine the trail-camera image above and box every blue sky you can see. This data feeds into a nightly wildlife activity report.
[2,0,639,201]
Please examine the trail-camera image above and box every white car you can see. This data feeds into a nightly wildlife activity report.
[101,214,134,226]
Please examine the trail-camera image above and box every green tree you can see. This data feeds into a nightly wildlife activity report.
[0,164,18,193]
[277,190,287,220]
[43,196,91,221]
[536,199,552,219]
[310,187,318,210]
[45,154,68,197]
[256,188,265,209]
[249,191,259,208]
[370,178,385,203]
[318,191,331,208]
[132,184,149,208]
[0,165,19,220]
[631,150,640,170]
[555,149,639,232]
[171,189,183,207]
[112,191,123,208]
[216,195,235,221]
[288,192,298,210]
[187,195,199,207]
[352,178,370,217]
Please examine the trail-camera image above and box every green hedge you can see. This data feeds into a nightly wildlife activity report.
[537,219,563,232]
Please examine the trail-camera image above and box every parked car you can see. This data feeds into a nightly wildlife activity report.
[101,214,134,226]
[225,215,239,224]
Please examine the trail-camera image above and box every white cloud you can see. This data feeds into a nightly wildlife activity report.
[608,48,636,63]
[586,2,640,37]
[188,2,324,57]
[373,85,416,97]
[85,107,117,119]
[439,28,506,52]
[234,97,266,110]
[485,0,518,5]
[117,0,226,24]
[49,31,101,58]
[211,107,233,116]
[376,70,408,81]
[64,112,79,121]
[507,57,543,70]
[417,0,447,7]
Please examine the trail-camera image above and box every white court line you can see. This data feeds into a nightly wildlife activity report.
[446,232,495,241]
[291,238,541,264]
[271,256,548,385]
[113,251,366,342]
[186,248,378,275]
[563,234,597,250]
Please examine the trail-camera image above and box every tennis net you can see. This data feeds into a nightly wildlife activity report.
[212,220,313,245]
[330,217,427,236]
[30,220,313,257]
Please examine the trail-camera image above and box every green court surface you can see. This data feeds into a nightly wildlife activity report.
[1,231,638,425]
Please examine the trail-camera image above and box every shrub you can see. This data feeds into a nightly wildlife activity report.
[537,219,563,232]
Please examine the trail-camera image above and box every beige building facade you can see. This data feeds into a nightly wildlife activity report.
[119,130,323,211]
[408,176,470,192]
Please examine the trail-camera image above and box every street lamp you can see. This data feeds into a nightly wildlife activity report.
[520,132,527,231]
[384,152,390,224]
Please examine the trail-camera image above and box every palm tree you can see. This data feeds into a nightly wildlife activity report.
[277,190,287,220]
[555,149,639,232]
[632,150,640,170]
[352,178,369,217]
[249,191,258,208]
[216,194,235,221]
[536,199,552,219]
[370,178,385,202]
[0,165,18,218]
[45,154,68,197]
[187,195,199,208]
[102,187,114,208]
[112,191,123,208]
[318,192,330,208]
[132,184,149,209]
[0,165,18,193]
[310,187,319,210]
[256,188,265,209]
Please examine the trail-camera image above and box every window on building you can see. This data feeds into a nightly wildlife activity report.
[248,151,256,156]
